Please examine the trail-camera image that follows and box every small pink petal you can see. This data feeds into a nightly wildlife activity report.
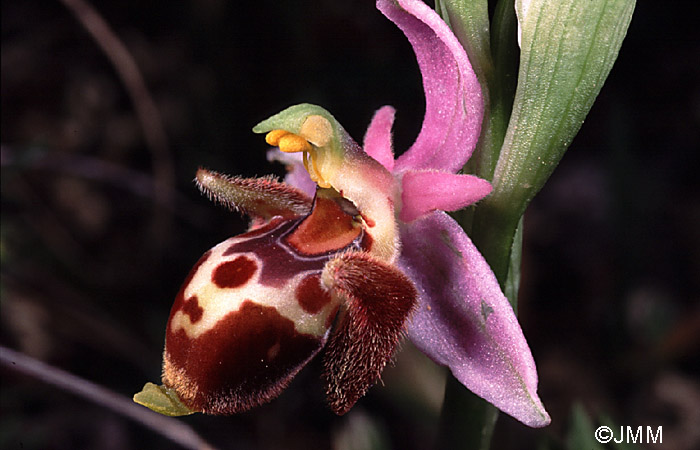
[267,149,317,198]
[399,211,550,427]
[377,0,483,173]
[399,170,492,222]
[363,106,396,172]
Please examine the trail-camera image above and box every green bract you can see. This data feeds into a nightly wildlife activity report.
[471,0,635,280]
[502,0,636,211]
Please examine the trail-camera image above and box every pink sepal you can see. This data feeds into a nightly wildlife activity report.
[378,0,483,174]
[399,211,551,427]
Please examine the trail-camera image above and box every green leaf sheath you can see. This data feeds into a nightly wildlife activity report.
[472,0,635,281]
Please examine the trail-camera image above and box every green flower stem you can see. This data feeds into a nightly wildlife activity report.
[470,199,520,287]
[435,2,521,449]
[436,376,499,450]
[475,0,520,182]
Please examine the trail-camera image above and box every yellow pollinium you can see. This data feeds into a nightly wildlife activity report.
[265,130,312,153]
[264,115,335,189]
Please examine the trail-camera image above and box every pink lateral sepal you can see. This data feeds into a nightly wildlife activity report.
[321,251,417,414]
[399,211,551,427]
[195,167,312,220]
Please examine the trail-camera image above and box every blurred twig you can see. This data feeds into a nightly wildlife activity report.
[0,345,215,450]
[1,145,208,227]
[57,0,175,242]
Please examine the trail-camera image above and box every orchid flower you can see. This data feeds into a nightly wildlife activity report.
[135,0,549,428]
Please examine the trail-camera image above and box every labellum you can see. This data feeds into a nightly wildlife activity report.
[136,128,416,416]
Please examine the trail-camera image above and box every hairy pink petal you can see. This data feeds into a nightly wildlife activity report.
[399,211,550,427]
[363,106,396,172]
[377,0,483,173]
[399,170,492,223]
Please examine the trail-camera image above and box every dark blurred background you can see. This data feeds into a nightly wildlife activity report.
[1,1,698,449]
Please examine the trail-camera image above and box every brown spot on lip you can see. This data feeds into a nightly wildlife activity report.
[164,300,322,414]
[296,274,332,314]
[181,296,204,323]
[212,256,257,288]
